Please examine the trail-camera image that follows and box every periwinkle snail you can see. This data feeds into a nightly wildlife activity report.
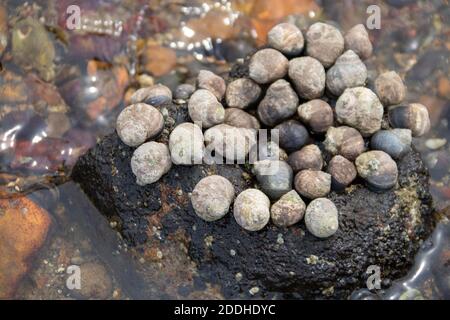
[297,99,334,133]
[169,122,204,165]
[226,78,261,109]
[131,84,172,106]
[324,126,365,161]
[131,142,172,186]
[248,48,289,84]
[388,103,431,137]
[355,150,398,191]
[305,22,344,68]
[274,120,309,153]
[374,71,406,106]
[344,24,373,60]
[288,144,323,173]
[197,70,226,100]
[327,155,357,190]
[253,160,293,200]
[305,198,339,238]
[370,129,412,159]
[267,22,304,56]
[191,175,235,222]
[288,56,326,100]
[224,108,260,130]
[294,169,331,199]
[233,189,271,231]
[270,190,306,227]
[188,89,225,129]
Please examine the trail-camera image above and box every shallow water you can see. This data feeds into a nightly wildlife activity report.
[0,0,449,299]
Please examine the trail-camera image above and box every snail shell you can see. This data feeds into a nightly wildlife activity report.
[188,89,225,129]
[297,99,334,133]
[131,142,172,186]
[169,122,204,165]
[305,198,339,238]
[131,84,172,106]
[388,103,431,137]
[370,129,412,159]
[253,160,293,200]
[197,70,226,100]
[374,71,406,106]
[324,126,365,161]
[294,169,331,199]
[233,189,271,231]
[274,120,309,153]
[270,190,306,227]
[344,24,373,60]
[305,22,344,68]
[288,144,323,173]
[267,22,304,56]
[226,78,261,109]
[288,56,326,100]
[327,155,357,191]
[224,108,260,129]
[355,150,398,191]
[249,48,289,84]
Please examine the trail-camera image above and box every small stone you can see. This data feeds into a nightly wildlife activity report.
[344,24,373,60]
[355,150,398,191]
[188,89,225,129]
[305,198,339,238]
[130,84,172,106]
[274,120,309,153]
[116,103,164,147]
[288,56,326,100]
[249,286,260,295]
[270,190,306,227]
[233,189,270,231]
[388,103,431,137]
[326,50,367,96]
[197,70,226,100]
[248,48,289,84]
[335,87,384,137]
[294,170,331,199]
[288,144,323,173]
[306,22,344,68]
[169,122,204,165]
[297,99,334,133]
[253,160,293,200]
[131,142,172,185]
[267,22,304,56]
[370,129,412,159]
[374,71,406,106]
[191,175,235,221]
[324,126,365,161]
[204,124,257,163]
[225,78,261,109]
[425,138,447,150]
[224,108,260,129]
[257,79,299,126]
[174,83,195,100]
[327,155,357,190]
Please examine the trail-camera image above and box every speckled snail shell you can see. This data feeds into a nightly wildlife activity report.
[191,175,235,222]
[388,103,431,137]
[169,122,204,165]
[305,198,339,238]
[131,84,172,106]
[274,120,309,153]
[188,89,225,129]
[224,108,260,129]
[294,169,331,199]
[225,78,261,109]
[297,99,334,133]
[305,22,344,68]
[370,129,412,159]
[335,87,384,137]
[355,150,398,191]
[131,141,172,186]
[233,189,271,231]
[116,103,164,147]
[374,71,406,106]
[270,190,306,227]
[174,83,195,100]
[197,70,226,100]
[288,144,323,173]
[326,50,367,96]
[288,56,326,100]
[267,22,304,56]
[248,48,289,84]
[324,126,365,161]
[253,160,293,200]
[257,79,299,127]
[327,155,357,191]
[344,24,373,60]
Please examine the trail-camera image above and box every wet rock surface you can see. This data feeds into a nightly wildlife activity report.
[73,129,434,299]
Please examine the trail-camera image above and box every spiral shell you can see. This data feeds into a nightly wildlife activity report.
[131,84,172,106]
[267,22,304,56]
[355,150,398,191]
[305,198,339,238]
[274,120,309,153]
[288,144,323,173]
[327,155,357,190]
[288,56,326,100]
[324,126,365,161]
[344,24,373,60]
[305,22,344,68]
[188,89,225,129]
[197,70,226,100]
[253,160,293,200]
[297,99,334,133]
[374,71,406,106]
[370,129,412,159]
[131,142,172,185]
[169,122,204,165]
[224,108,260,129]
[233,189,270,231]
[226,78,261,109]
[388,103,431,137]
[271,190,306,227]
[249,48,289,84]
[294,170,331,199]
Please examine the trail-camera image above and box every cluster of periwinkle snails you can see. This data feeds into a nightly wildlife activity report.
[115,22,431,239]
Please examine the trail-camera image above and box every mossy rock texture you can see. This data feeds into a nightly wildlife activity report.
[72,126,433,299]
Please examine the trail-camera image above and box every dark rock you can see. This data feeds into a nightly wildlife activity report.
[72,130,433,299]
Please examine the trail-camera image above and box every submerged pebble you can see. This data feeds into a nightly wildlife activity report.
[327,155,357,190]
[225,78,261,109]
[197,70,226,100]
[233,189,270,231]
[326,50,367,96]
[288,144,323,173]
[388,103,431,137]
[253,160,293,200]
[275,120,309,153]
[116,103,164,147]
[169,122,204,165]
[131,142,172,185]
[248,48,289,84]
[267,22,304,56]
[257,79,299,126]
[271,190,306,227]
[324,126,365,161]
[305,198,339,238]
[344,24,373,60]
[131,84,172,106]
[355,150,398,191]
[335,87,384,137]
[374,71,406,106]
[191,175,235,221]
[188,89,225,128]
[370,129,412,159]
[297,99,334,133]
[288,57,326,100]
[306,22,344,68]
[294,170,331,199]
[224,108,260,129]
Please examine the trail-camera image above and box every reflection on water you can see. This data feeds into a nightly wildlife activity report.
[0,0,449,299]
